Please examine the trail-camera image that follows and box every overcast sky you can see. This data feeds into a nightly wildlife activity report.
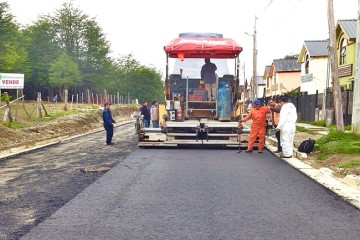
[4,0,358,83]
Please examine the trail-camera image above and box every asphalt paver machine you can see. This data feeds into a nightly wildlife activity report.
[137,33,250,147]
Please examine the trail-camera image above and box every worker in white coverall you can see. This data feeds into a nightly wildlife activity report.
[275,95,297,158]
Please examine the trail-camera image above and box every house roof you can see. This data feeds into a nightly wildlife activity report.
[265,65,270,72]
[305,40,329,57]
[256,75,265,85]
[264,65,271,77]
[272,59,301,72]
[297,40,329,63]
[337,19,356,41]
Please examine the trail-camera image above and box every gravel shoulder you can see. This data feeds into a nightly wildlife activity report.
[0,105,137,156]
[0,114,138,240]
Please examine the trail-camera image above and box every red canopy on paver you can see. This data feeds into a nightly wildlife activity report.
[164,37,243,59]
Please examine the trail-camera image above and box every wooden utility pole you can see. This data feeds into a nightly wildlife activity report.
[252,16,258,100]
[352,0,360,134]
[327,0,344,131]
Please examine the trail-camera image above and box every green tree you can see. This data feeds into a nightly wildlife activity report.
[48,52,81,99]
[112,54,142,94]
[95,57,122,94]
[0,2,27,72]
[126,66,163,103]
[1,1,163,103]
[23,17,60,97]
[51,2,111,92]
[80,18,110,89]
[99,54,163,103]
[284,53,299,59]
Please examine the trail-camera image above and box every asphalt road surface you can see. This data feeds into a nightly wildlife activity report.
[2,123,360,239]
[0,122,138,240]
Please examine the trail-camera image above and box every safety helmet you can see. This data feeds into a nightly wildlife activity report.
[253,99,261,105]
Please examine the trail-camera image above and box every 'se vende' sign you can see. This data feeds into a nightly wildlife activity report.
[0,73,24,89]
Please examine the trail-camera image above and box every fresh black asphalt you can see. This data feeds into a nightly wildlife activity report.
[20,146,360,240]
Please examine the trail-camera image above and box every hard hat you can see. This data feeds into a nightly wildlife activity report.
[253,99,261,105]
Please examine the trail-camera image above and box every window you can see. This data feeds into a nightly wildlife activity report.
[305,54,309,74]
[340,38,347,65]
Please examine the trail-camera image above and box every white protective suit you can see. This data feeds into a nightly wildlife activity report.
[276,102,297,157]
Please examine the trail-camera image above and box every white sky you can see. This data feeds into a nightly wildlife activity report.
[5,0,358,83]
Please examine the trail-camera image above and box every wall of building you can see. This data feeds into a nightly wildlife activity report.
[276,71,301,94]
[301,58,329,94]
[339,41,356,88]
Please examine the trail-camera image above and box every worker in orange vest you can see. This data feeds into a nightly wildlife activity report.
[239,99,270,153]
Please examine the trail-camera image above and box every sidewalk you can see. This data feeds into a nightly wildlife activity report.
[266,123,360,210]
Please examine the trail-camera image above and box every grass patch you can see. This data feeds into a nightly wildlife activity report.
[1,121,28,129]
[315,129,360,160]
[338,160,360,169]
[296,126,317,135]
[0,100,101,123]
[316,154,329,161]
[308,120,351,131]
[326,124,353,132]
[308,120,326,127]
[38,109,88,122]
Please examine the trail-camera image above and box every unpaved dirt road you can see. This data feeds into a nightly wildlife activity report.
[0,121,137,240]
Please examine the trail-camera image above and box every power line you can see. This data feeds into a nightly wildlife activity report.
[262,0,303,25]
[264,0,275,11]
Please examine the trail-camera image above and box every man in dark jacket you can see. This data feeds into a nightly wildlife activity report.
[140,100,150,128]
[103,102,116,145]
[201,58,217,101]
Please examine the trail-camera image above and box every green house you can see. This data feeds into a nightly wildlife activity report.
[336,19,356,89]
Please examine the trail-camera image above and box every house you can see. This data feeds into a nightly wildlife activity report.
[336,19,356,89]
[297,40,330,94]
[263,65,271,97]
[247,75,267,100]
[256,75,266,98]
[264,59,301,96]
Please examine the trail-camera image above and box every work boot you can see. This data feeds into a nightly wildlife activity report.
[245,150,253,153]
